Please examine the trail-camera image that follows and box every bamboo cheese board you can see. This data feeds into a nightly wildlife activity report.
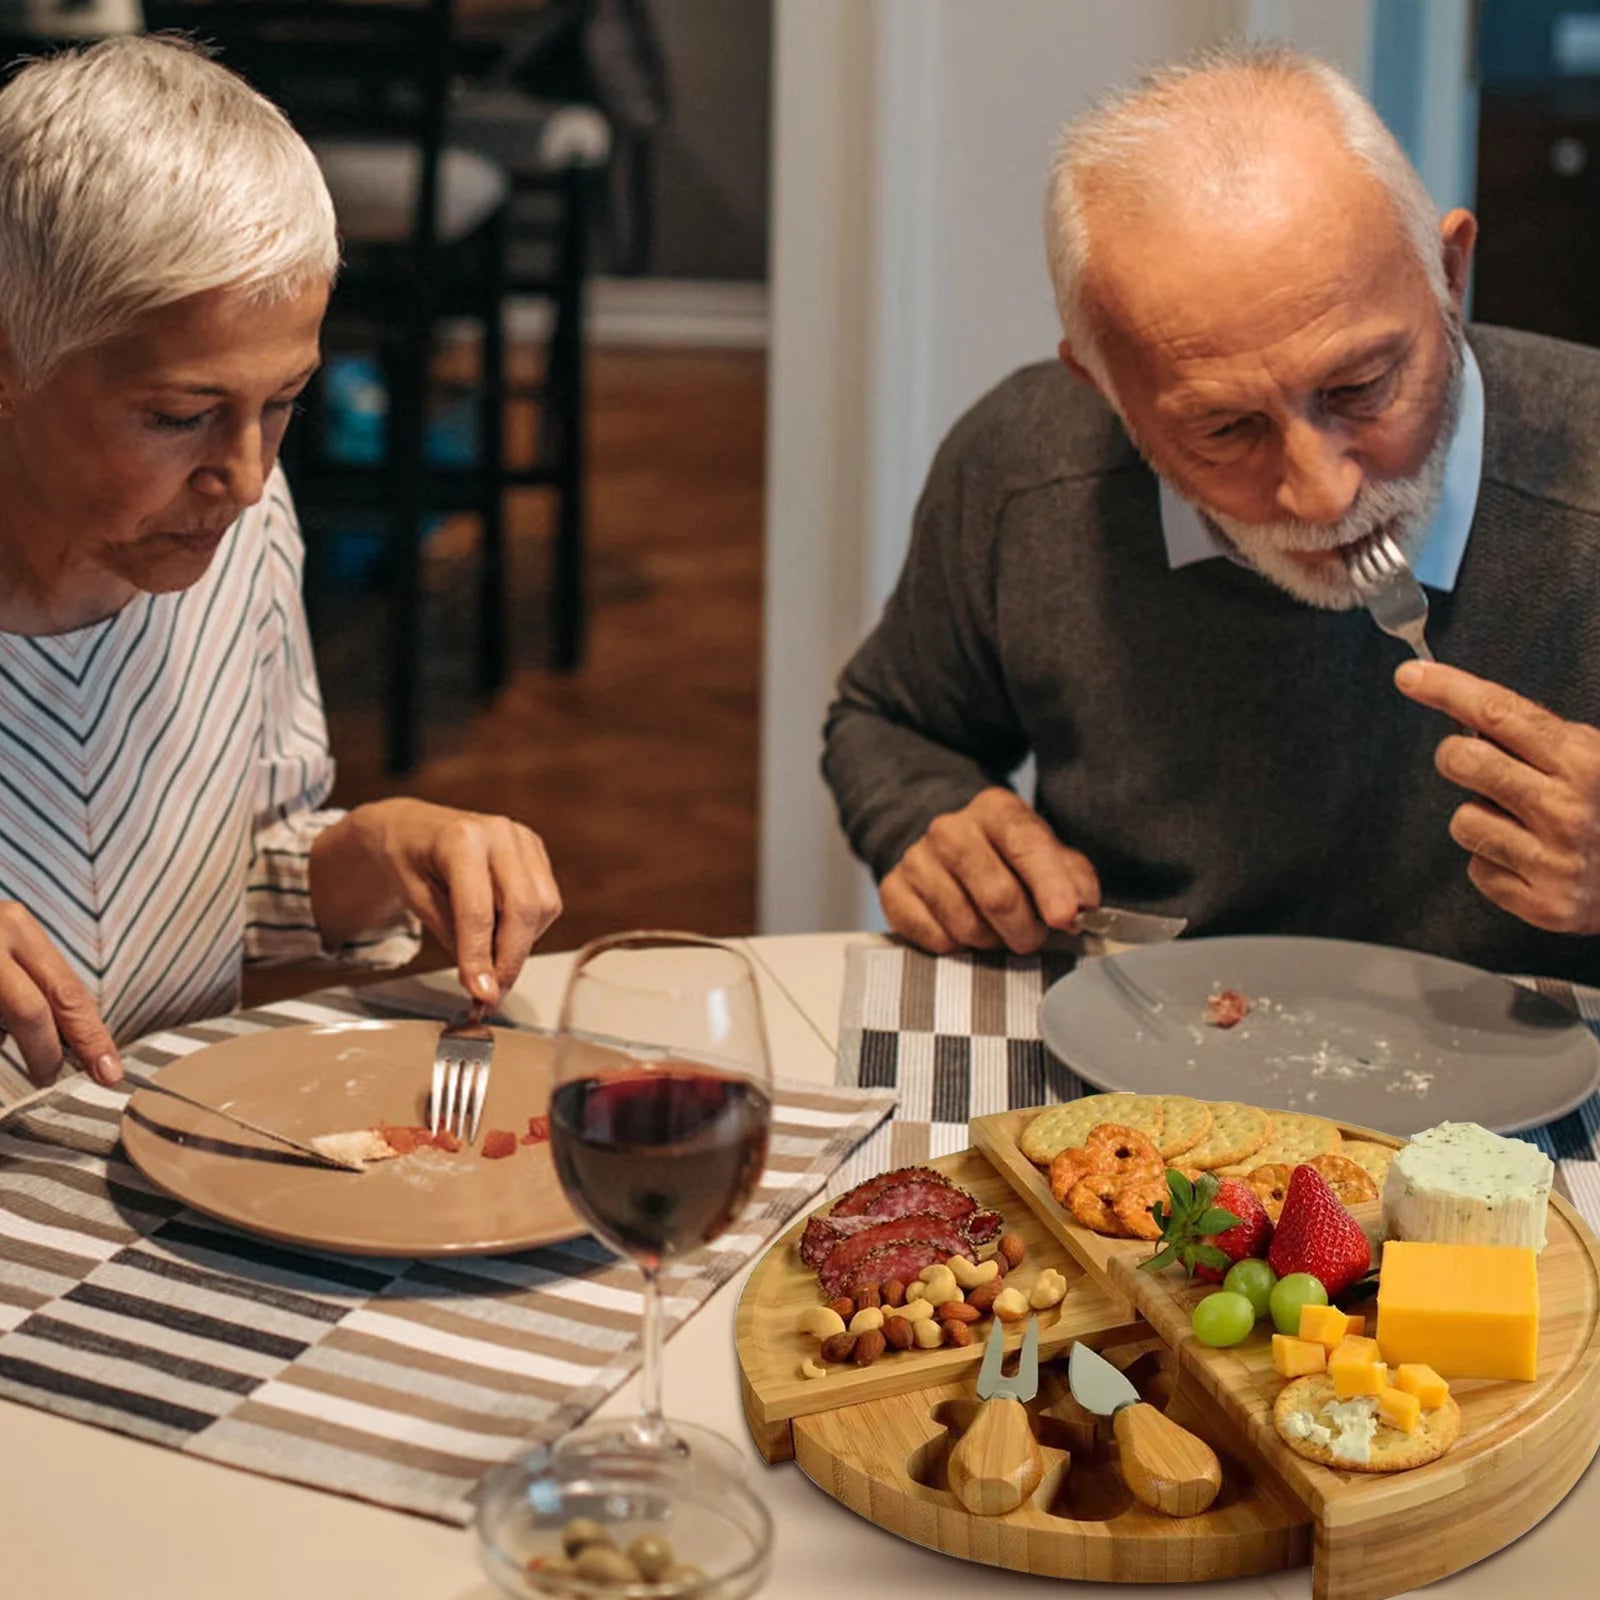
[970,1106,1600,1600]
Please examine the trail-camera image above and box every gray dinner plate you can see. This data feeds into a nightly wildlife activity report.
[1038,935,1600,1138]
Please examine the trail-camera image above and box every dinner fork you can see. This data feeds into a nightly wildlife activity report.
[429,1001,494,1144]
[1344,530,1435,660]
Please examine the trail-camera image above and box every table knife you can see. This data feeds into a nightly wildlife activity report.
[1067,1341,1221,1516]
[1044,907,1188,950]
[121,1069,365,1172]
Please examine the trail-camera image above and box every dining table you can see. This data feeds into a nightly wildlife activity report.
[3,929,1597,1600]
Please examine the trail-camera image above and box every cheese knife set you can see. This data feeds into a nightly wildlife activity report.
[735,1095,1600,1600]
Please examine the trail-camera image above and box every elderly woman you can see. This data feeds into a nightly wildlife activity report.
[0,36,561,1098]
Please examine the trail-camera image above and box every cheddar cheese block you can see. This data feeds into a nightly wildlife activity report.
[1376,1240,1539,1381]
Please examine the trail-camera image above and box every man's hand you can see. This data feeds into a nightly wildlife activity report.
[313,800,562,1004]
[0,902,122,1087]
[1396,660,1600,933]
[879,788,1100,954]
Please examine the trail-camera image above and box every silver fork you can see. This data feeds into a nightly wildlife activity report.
[1344,530,1434,660]
[429,1001,495,1144]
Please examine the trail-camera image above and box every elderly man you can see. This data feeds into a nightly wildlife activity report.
[822,45,1600,980]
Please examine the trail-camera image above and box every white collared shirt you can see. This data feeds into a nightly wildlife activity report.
[1158,344,1486,591]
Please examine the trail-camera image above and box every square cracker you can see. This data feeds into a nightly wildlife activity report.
[1176,1101,1272,1170]
[1152,1095,1212,1158]
[1214,1111,1341,1176]
[1274,1374,1460,1472]
[1019,1094,1165,1166]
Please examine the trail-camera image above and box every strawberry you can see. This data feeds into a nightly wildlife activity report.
[1140,1170,1250,1279]
[1193,1179,1272,1283]
[1267,1163,1371,1296]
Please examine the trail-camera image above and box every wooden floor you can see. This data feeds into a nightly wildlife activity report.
[245,346,766,1007]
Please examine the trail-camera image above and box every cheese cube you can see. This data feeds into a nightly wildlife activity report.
[1377,1385,1421,1435]
[1297,1304,1350,1348]
[1272,1334,1328,1377]
[1329,1334,1381,1365]
[1376,1241,1538,1382]
[1393,1363,1450,1410]
[1330,1351,1387,1399]
[1344,1314,1367,1338]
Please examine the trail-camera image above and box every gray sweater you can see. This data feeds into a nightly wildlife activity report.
[823,325,1600,980]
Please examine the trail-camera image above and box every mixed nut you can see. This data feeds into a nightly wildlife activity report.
[527,1517,708,1592]
[795,1232,1069,1377]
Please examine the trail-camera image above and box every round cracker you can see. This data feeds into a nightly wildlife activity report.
[1214,1111,1341,1177]
[1273,1374,1460,1473]
[1152,1094,1212,1158]
[1177,1102,1273,1171]
[1339,1139,1399,1188]
[1019,1094,1165,1166]
[1305,1152,1378,1205]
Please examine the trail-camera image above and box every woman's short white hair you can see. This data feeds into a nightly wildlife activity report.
[1045,44,1446,396]
[0,34,338,387]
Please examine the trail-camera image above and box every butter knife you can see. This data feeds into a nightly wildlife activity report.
[120,1069,365,1172]
[1043,907,1188,950]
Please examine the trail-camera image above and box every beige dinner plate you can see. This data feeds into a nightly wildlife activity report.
[120,1020,585,1257]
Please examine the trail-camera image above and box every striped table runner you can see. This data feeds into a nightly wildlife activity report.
[831,944,1600,1230]
[0,990,895,1523]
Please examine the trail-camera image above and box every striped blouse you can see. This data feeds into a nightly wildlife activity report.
[0,466,418,1101]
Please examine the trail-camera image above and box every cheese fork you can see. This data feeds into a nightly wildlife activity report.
[946,1314,1044,1516]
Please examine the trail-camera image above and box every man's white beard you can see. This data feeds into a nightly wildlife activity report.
[1180,327,1465,611]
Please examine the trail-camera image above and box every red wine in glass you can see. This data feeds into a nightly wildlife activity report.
[550,1067,771,1268]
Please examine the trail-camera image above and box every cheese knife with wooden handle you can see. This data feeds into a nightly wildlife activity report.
[946,1314,1044,1517]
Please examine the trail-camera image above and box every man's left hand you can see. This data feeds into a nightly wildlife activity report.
[1395,660,1600,933]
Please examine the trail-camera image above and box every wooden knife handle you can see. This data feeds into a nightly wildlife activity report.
[1112,1401,1222,1517]
[947,1396,1044,1518]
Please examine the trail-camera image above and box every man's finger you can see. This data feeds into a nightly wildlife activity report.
[880,873,960,955]
[487,835,555,991]
[1435,734,1562,833]
[434,828,499,1002]
[1448,801,1547,881]
[1466,855,1553,928]
[898,850,1003,950]
[0,967,65,1087]
[11,936,122,1085]
[1396,661,1570,774]
[925,828,1046,952]
[989,813,1098,929]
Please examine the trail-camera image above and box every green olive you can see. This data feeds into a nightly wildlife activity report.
[666,1565,709,1591]
[573,1544,641,1584]
[627,1534,675,1581]
[561,1517,612,1558]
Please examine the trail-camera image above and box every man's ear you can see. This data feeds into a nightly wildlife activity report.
[1439,209,1478,316]
[1057,339,1099,389]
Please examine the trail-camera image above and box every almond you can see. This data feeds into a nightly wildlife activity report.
[882,1315,913,1351]
[852,1329,886,1367]
[965,1280,1003,1315]
[853,1282,881,1311]
[937,1301,980,1324]
[881,1278,907,1308]
[941,1318,974,1348]
[819,1333,857,1364]
[825,1297,856,1322]
[999,1233,1026,1268]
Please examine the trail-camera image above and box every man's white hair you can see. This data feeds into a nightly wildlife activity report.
[1045,44,1447,395]
[0,34,338,387]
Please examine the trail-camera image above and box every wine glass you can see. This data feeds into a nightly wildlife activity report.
[548,931,772,1466]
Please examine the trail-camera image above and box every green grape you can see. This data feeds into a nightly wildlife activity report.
[1191,1290,1256,1348]
[1269,1272,1329,1336]
[1223,1258,1277,1320]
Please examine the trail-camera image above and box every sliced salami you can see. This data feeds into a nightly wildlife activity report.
[821,1237,965,1299]
[817,1214,975,1297]
[829,1165,958,1217]
[797,1211,883,1270]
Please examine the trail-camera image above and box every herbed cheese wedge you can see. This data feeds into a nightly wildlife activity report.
[1382,1121,1553,1253]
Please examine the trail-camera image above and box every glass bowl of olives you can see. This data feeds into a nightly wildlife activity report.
[475,1434,772,1600]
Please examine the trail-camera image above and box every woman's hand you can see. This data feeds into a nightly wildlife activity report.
[0,901,122,1086]
[310,800,562,1003]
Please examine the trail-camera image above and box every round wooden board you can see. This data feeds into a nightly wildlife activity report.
[792,1336,1313,1584]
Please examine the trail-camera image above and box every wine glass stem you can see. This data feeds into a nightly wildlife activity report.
[635,1264,668,1449]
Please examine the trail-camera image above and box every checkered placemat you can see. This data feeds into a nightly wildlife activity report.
[832,944,1600,1229]
[0,991,895,1523]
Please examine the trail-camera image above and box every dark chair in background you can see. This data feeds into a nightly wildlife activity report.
[144,0,512,774]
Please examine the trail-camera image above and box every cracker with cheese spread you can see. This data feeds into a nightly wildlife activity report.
[1273,1374,1459,1472]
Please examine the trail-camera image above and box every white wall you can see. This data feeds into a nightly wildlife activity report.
[759,0,1395,935]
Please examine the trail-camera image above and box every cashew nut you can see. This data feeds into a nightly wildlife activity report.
[905,1281,927,1304]
[919,1265,959,1305]
[796,1306,847,1339]
[896,1297,935,1323]
[799,1357,828,1379]
[948,1256,1000,1290]
[912,1318,944,1349]
[848,1306,885,1335]
[1028,1268,1068,1310]
[992,1285,1031,1321]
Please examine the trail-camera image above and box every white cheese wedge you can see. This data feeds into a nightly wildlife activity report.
[1381,1121,1552,1253]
